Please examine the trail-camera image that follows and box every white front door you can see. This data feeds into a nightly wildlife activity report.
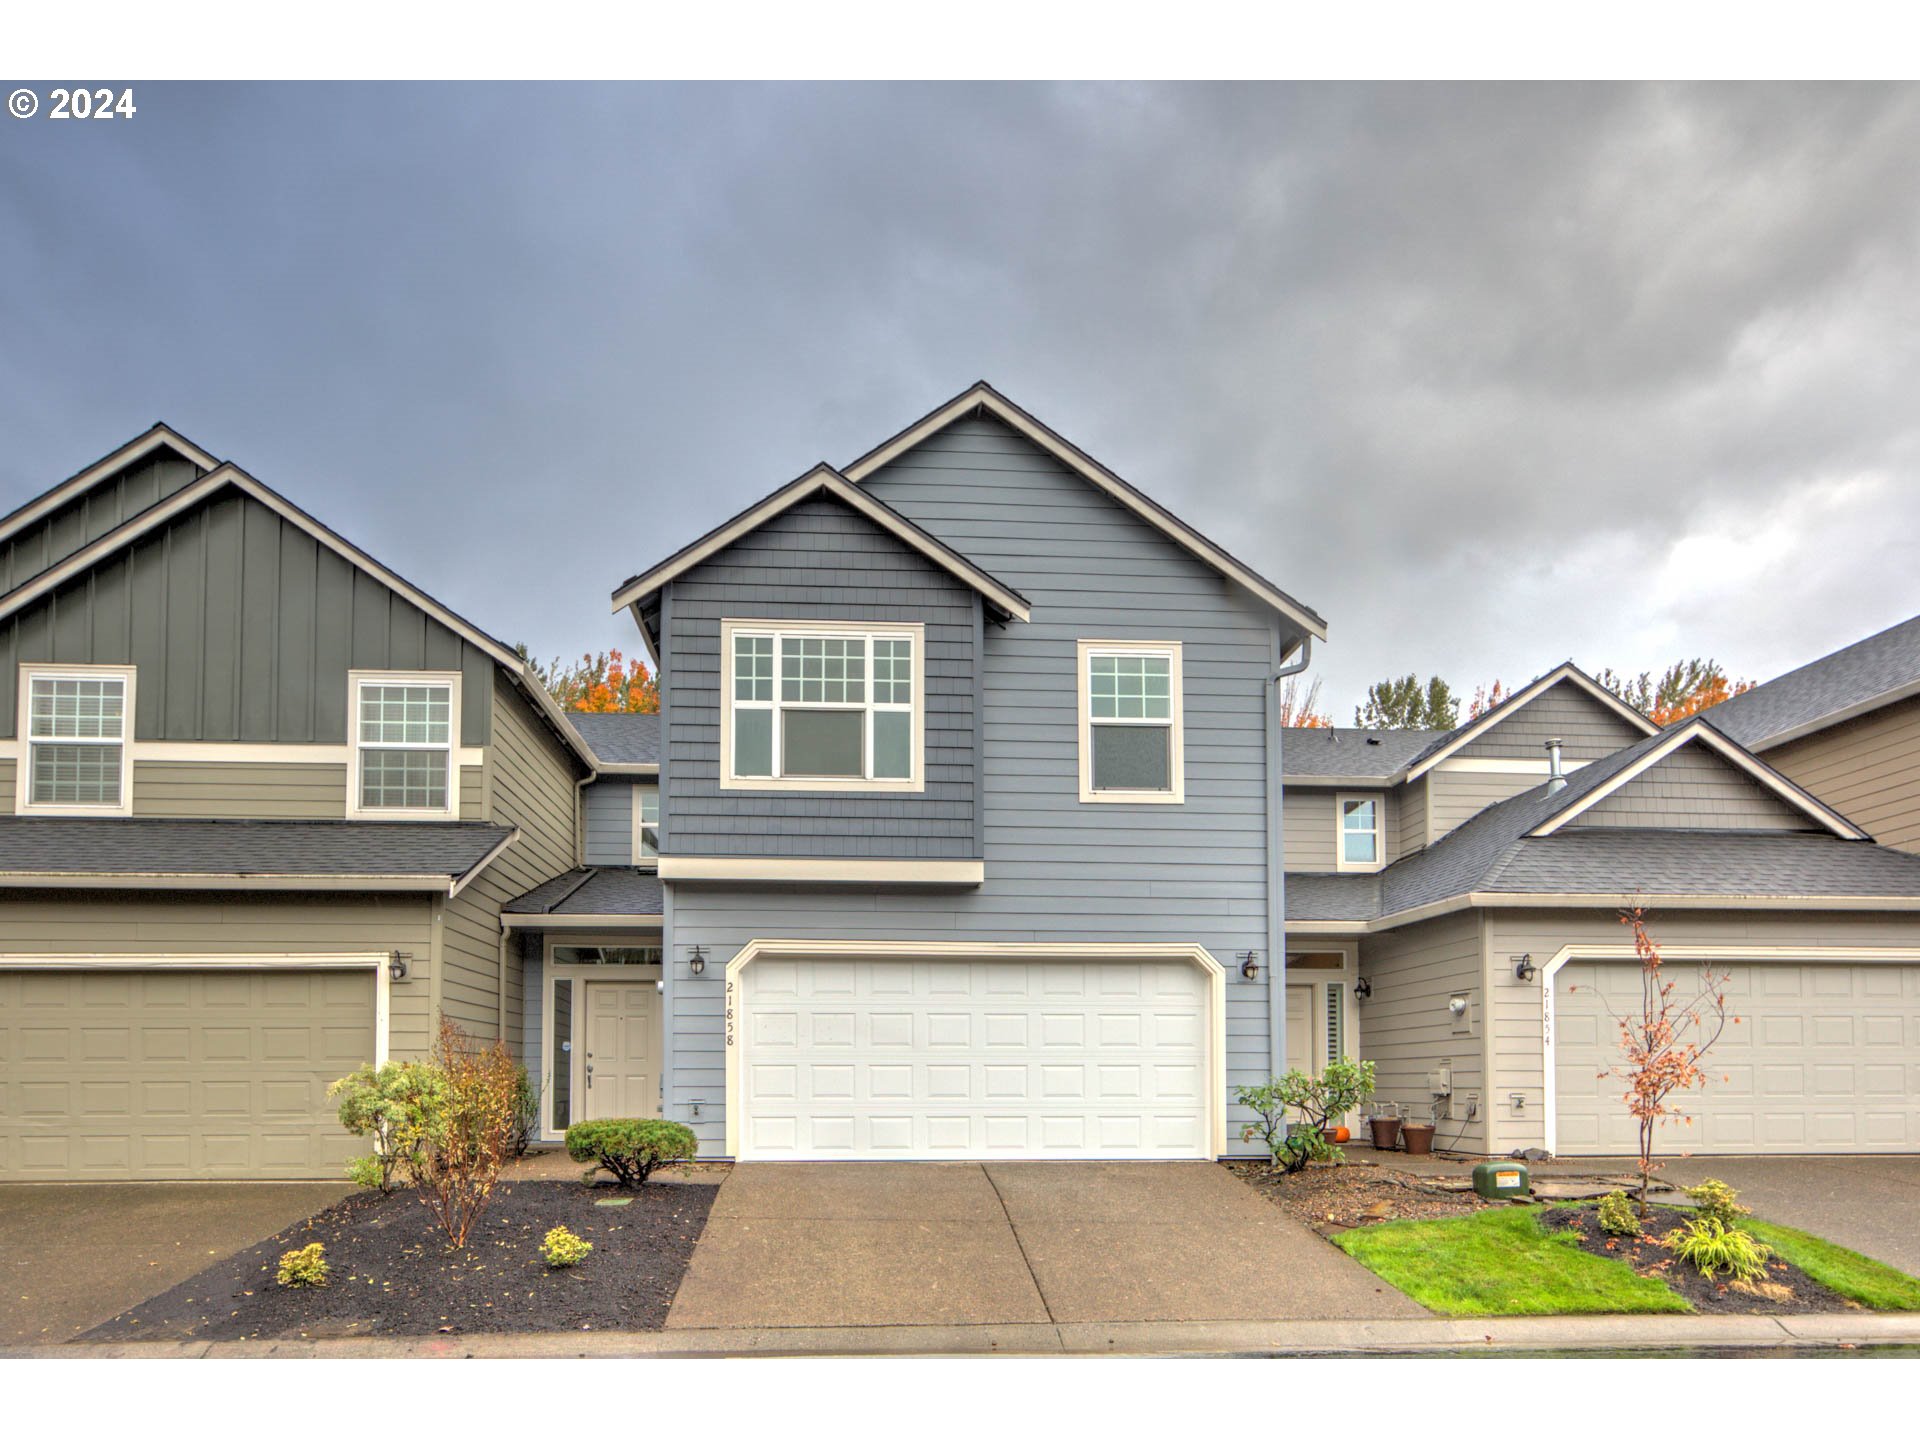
[739,956,1211,1159]
[1286,983,1315,1077]
[582,981,660,1121]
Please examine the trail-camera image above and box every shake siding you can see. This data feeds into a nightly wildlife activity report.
[1283,785,1398,870]
[0,488,493,745]
[1767,696,1920,853]
[1566,746,1812,831]
[665,414,1288,1156]
[1457,685,1647,762]
[1428,770,1543,841]
[0,449,202,592]
[1356,912,1487,1152]
[583,779,638,866]
[0,891,438,1058]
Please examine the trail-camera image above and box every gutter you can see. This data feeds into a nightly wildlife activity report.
[1268,635,1313,1074]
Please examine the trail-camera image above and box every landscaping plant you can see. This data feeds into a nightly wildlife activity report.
[565,1117,698,1187]
[1596,1189,1641,1238]
[1683,1178,1751,1228]
[1580,909,1737,1215]
[276,1243,330,1288]
[1235,1058,1375,1174]
[541,1225,593,1268]
[328,1060,450,1193]
[406,1018,523,1248]
[510,1066,543,1158]
[1669,1214,1773,1283]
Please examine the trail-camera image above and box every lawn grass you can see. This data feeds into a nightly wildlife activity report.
[1745,1219,1920,1312]
[1333,1207,1692,1316]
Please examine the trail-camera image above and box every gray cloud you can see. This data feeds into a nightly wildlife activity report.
[3,82,1917,715]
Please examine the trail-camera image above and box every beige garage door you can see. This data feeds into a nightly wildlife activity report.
[0,968,376,1180]
[1554,960,1920,1155]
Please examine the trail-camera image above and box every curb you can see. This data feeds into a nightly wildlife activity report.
[10,1311,1920,1359]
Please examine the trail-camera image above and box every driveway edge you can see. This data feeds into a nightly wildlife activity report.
[9,1311,1920,1358]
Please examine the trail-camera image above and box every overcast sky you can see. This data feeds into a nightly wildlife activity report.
[4,83,1917,718]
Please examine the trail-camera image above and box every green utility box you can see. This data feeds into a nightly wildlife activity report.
[1472,1161,1531,1199]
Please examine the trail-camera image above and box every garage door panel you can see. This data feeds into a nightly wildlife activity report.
[1555,960,1920,1156]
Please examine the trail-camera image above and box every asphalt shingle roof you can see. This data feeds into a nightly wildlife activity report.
[504,867,663,916]
[1706,614,1920,748]
[565,713,660,766]
[1282,728,1451,780]
[0,818,513,879]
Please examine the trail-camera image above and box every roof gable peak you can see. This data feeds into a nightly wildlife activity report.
[0,423,220,548]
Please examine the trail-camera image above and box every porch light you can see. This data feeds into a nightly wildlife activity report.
[1353,977,1372,1000]
[388,951,413,981]
[688,946,707,976]
[1513,954,1537,983]
[1238,952,1260,980]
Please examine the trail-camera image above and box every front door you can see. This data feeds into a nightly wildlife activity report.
[1286,983,1315,1076]
[582,981,660,1121]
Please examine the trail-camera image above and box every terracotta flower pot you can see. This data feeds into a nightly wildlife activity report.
[1400,1122,1436,1156]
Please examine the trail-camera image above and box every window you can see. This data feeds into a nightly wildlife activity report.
[18,665,135,815]
[634,784,660,865]
[1336,793,1383,871]
[550,945,662,965]
[1077,640,1184,803]
[721,620,924,791]
[348,672,458,817]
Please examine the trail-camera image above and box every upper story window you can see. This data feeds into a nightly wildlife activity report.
[720,620,924,792]
[634,783,660,865]
[1336,793,1384,872]
[1078,639,1184,804]
[348,671,459,819]
[17,664,135,816]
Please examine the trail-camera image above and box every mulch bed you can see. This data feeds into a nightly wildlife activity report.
[1539,1205,1853,1315]
[1228,1159,1494,1229]
[85,1179,716,1342]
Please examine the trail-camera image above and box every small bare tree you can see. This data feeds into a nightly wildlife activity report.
[409,1018,521,1248]
[1583,910,1737,1215]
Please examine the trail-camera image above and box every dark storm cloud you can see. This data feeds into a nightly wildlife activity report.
[3,82,1917,713]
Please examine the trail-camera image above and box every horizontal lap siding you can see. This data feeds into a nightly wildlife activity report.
[1458,686,1647,763]
[1428,770,1543,841]
[130,761,348,818]
[668,415,1284,1157]
[584,780,638,866]
[1357,912,1487,1152]
[0,758,12,812]
[1567,746,1812,831]
[1284,786,1399,871]
[1768,697,1920,853]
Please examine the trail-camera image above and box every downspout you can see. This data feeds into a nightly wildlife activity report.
[1267,635,1313,1085]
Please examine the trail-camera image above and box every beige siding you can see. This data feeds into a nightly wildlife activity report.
[1427,768,1541,841]
[1769,696,1920,853]
[1283,786,1398,870]
[1396,776,1428,855]
[1356,912,1487,1152]
[0,757,11,812]
[0,890,437,1059]
[1567,745,1812,831]
[131,761,348,818]
[1484,907,1920,1155]
[1458,684,1647,762]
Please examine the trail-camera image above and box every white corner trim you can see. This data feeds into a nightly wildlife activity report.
[1406,664,1659,782]
[657,856,985,884]
[1538,942,1920,1154]
[721,939,1230,1161]
[12,662,137,817]
[1077,638,1186,805]
[1528,722,1870,840]
[0,426,221,549]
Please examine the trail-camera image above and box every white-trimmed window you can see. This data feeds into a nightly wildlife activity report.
[16,664,135,815]
[1336,793,1384,871]
[633,783,660,865]
[720,619,924,791]
[1078,639,1184,803]
[348,671,459,818]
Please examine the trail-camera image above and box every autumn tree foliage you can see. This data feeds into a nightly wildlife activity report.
[1595,659,1754,726]
[521,646,659,713]
[1467,679,1509,720]
[1278,675,1332,728]
[1581,910,1738,1215]
[1355,674,1459,729]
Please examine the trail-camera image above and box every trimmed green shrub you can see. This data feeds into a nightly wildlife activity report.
[1683,1178,1751,1229]
[328,1060,450,1193]
[541,1225,593,1268]
[1670,1215,1773,1282]
[1597,1190,1641,1238]
[276,1243,330,1288]
[565,1118,697,1187]
[1236,1058,1376,1173]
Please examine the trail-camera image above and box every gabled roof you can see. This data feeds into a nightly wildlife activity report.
[567,713,660,769]
[1402,662,1658,780]
[609,463,1032,623]
[0,453,598,775]
[0,423,219,547]
[1706,613,1920,751]
[841,382,1328,643]
[502,866,663,924]
[1282,727,1452,782]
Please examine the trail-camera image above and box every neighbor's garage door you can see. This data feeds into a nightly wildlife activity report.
[1555,960,1920,1155]
[0,968,376,1180]
[739,957,1210,1159]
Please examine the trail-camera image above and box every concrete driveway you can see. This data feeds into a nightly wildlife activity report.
[665,1161,1420,1329]
[0,1182,350,1345]
[1662,1157,1920,1276]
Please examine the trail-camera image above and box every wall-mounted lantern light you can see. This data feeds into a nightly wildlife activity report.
[1354,977,1372,1000]
[1238,951,1261,981]
[688,946,707,976]
[388,951,412,981]
[1513,954,1537,983]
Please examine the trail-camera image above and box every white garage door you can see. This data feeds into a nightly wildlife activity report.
[738,956,1211,1159]
[1554,960,1920,1155]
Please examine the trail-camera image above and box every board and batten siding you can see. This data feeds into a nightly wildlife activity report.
[0,487,493,746]
[1767,695,1920,854]
[583,779,642,866]
[1457,683,1647,763]
[1282,786,1400,870]
[0,448,204,594]
[1565,746,1812,831]
[1356,911,1487,1152]
[663,492,978,860]
[663,414,1292,1156]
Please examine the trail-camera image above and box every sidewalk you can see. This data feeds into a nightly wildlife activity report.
[11,1311,1920,1359]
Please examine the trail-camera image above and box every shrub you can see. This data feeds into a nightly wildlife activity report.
[511,1067,543,1158]
[1236,1058,1376,1174]
[541,1225,593,1268]
[1597,1190,1642,1238]
[1670,1215,1774,1282]
[1683,1178,1751,1229]
[405,1019,522,1248]
[566,1118,698,1187]
[276,1243,329,1288]
[328,1060,449,1193]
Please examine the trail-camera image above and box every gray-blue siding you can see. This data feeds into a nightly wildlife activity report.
[582,779,642,866]
[662,414,1288,1156]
